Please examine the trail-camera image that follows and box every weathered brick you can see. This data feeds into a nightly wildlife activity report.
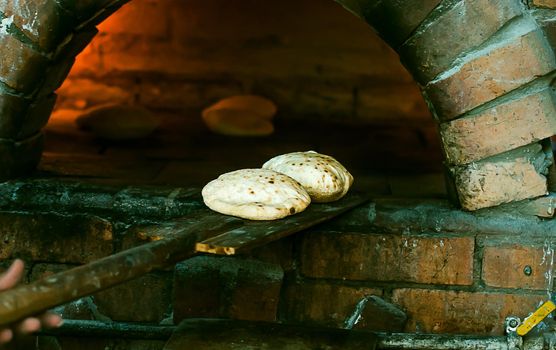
[94,272,173,323]
[392,289,545,334]
[426,23,556,121]
[353,295,407,332]
[19,93,56,138]
[400,0,522,83]
[533,10,556,61]
[0,92,28,136]
[0,211,113,263]
[0,32,48,94]
[450,143,552,211]
[300,232,474,285]
[0,0,73,52]
[0,132,43,180]
[531,0,556,8]
[281,280,382,328]
[364,0,442,47]
[482,244,552,290]
[53,26,97,60]
[56,0,122,21]
[0,93,55,139]
[440,86,556,165]
[173,256,283,323]
[333,0,373,19]
[41,58,74,96]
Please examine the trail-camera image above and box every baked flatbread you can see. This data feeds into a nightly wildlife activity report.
[76,104,159,140]
[202,95,276,137]
[262,151,353,203]
[202,169,311,220]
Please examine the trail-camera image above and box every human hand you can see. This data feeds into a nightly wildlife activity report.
[0,259,63,344]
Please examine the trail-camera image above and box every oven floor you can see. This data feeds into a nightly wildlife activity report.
[41,109,446,198]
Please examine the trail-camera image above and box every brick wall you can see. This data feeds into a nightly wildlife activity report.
[52,0,431,126]
[1,181,555,349]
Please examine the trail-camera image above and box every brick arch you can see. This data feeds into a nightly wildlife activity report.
[0,0,554,210]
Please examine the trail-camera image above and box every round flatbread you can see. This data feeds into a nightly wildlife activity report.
[262,151,353,203]
[202,169,311,220]
[202,95,276,137]
[76,104,159,140]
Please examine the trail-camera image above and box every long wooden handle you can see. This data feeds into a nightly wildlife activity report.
[0,212,241,327]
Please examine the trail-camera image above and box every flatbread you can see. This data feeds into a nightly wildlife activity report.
[202,169,311,220]
[202,95,276,136]
[76,104,159,140]
[262,151,353,203]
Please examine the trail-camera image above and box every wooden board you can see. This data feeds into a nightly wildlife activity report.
[195,192,369,255]
[0,211,241,328]
[0,193,367,327]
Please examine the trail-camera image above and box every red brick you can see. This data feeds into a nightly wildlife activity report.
[40,57,75,96]
[0,92,29,137]
[392,289,545,334]
[426,24,555,121]
[0,33,48,93]
[94,272,173,323]
[53,26,98,61]
[173,256,283,323]
[281,280,382,328]
[55,0,118,21]
[364,0,442,47]
[0,0,73,52]
[440,86,556,165]
[300,232,474,285]
[0,93,55,139]
[482,244,552,290]
[18,93,57,138]
[531,0,556,8]
[0,211,113,263]
[450,143,551,210]
[400,0,522,83]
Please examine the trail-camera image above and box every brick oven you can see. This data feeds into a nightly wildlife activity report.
[2,0,556,349]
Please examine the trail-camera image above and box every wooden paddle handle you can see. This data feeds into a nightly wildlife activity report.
[0,214,241,327]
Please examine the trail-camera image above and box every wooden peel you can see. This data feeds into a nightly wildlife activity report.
[0,211,242,328]
[0,193,368,327]
[196,192,369,255]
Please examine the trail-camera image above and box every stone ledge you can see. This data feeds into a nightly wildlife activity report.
[0,179,204,220]
[326,196,556,237]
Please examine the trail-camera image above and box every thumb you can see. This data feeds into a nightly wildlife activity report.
[0,259,24,291]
